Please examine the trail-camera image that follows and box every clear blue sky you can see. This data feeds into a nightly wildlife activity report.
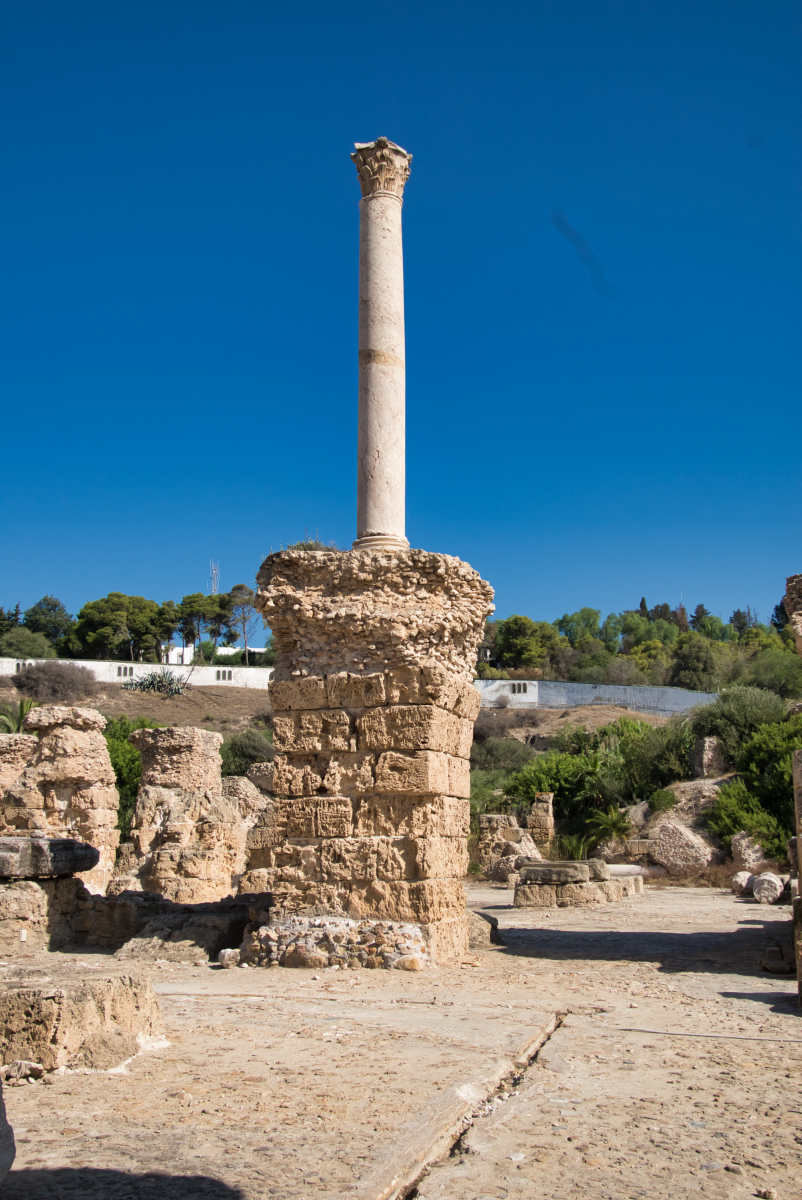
[2,0,800,629]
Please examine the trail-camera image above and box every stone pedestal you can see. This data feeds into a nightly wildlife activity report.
[250,547,493,962]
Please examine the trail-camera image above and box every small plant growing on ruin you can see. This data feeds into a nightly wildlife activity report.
[648,788,678,813]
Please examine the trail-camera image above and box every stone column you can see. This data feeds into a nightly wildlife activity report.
[351,138,412,551]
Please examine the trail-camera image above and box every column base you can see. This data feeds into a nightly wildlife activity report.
[352,533,410,551]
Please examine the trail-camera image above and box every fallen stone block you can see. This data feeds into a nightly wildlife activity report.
[0,970,163,1071]
[585,858,610,881]
[731,870,754,895]
[0,837,99,879]
[732,831,774,876]
[753,872,784,905]
[650,819,716,875]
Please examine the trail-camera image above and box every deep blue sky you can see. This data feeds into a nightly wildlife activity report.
[2,0,801,630]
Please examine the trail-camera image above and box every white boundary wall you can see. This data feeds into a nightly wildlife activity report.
[0,657,274,691]
[473,678,718,717]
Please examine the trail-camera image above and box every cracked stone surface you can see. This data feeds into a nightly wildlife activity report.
[2,885,801,1198]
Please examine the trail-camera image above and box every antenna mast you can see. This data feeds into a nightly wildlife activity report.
[209,559,220,595]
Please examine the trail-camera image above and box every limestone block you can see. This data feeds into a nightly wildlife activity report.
[271,756,324,796]
[420,913,469,964]
[650,819,715,876]
[518,863,590,885]
[478,814,519,831]
[247,762,275,793]
[0,734,36,791]
[269,677,328,711]
[619,876,636,896]
[254,796,353,844]
[731,870,754,895]
[321,753,376,795]
[0,972,163,1070]
[632,874,644,893]
[468,909,502,948]
[385,664,481,720]
[731,831,774,875]
[357,705,472,757]
[753,872,784,904]
[526,793,555,843]
[273,709,352,754]
[251,834,468,884]
[0,878,79,952]
[326,671,387,709]
[352,794,469,839]
[585,858,611,881]
[23,706,107,733]
[129,727,223,792]
[0,1079,14,1183]
[557,882,602,906]
[691,736,731,779]
[243,875,466,927]
[514,883,557,908]
[374,750,470,797]
[0,837,99,878]
[597,879,624,902]
[221,776,270,828]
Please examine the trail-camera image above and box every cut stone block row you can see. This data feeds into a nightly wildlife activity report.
[254,751,470,799]
[272,704,474,758]
[270,664,481,720]
[245,833,468,882]
[238,872,466,925]
[514,875,643,908]
[251,794,469,842]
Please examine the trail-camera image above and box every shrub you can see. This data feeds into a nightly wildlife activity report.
[690,686,786,760]
[648,788,678,813]
[103,715,162,839]
[506,751,620,830]
[741,649,802,699]
[668,632,716,692]
[734,713,802,831]
[0,628,56,659]
[475,664,510,680]
[122,668,186,696]
[615,716,695,799]
[220,728,274,777]
[469,738,536,772]
[13,661,99,703]
[551,724,595,755]
[706,778,789,861]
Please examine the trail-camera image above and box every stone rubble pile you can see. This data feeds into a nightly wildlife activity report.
[232,913,430,971]
[477,813,542,882]
[248,548,493,963]
[0,708,120,891]
[513,859,643,908]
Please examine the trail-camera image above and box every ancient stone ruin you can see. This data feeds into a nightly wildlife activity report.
[513,858,643,908]
[0,707,120,891]
[785,574,802,654]
[246,549,492,962]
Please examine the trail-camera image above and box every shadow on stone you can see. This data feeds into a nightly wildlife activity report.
[3,1167,246,1198]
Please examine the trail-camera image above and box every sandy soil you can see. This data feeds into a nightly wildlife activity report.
[3,886,800,1199]
[476,704,667,750]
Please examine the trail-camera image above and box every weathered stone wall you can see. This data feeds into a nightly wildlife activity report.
[119,727,269,904]
[0,708,119,892]
[527,793,555,845]
[251,548,493,962]
[786,575,802,655]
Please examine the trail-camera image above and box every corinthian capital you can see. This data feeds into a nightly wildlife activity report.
[351,137,412,200]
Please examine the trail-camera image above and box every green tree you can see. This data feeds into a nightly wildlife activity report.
[226,584,260,665]
[648,602,673,623]
[620,612,652,648]
[494,615,561,668]
[64,593,172,662]
[23,595,75,649]
[668,632,716,692]
[599,612,624,652]
[0,628,56,659]
[178,593,232,663]
[689,604,710,631]
[0,604,21,638]
[556,608,602,647]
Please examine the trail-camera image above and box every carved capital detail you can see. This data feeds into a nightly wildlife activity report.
[351,137,412,200]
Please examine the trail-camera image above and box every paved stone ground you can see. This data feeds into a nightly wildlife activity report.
[2,884,800,1199]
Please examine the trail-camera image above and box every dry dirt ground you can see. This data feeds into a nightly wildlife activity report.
[0,682,274,738]
[3,886,801,1199]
